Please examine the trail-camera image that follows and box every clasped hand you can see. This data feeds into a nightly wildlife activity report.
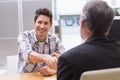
[38,53,58,76]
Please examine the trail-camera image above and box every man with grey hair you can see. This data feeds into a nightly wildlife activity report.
[57,0,120,80]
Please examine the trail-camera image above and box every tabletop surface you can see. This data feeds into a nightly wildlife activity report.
[0,72,56,80]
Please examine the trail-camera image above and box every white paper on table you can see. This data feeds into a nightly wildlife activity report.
[44,78,56,80]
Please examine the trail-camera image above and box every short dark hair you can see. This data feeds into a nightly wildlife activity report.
[34,8,52,24]
[82,0,114,36]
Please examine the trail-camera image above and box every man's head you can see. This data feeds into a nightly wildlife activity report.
[34,8,52,42]
[80,0,114,39]
[34,8,52,24]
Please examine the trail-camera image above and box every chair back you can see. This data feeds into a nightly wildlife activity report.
[7,55,18,74]
[80,68,120,80]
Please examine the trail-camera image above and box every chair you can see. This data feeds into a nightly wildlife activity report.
[7,55,18,74]
[0,70,7,75]
[80,68,120,80]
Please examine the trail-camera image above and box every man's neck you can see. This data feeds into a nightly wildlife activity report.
[36,35,46,42]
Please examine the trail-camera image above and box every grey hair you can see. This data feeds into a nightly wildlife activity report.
[82,0,114,36]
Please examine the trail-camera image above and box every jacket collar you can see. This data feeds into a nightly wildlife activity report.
[85,35,108,43]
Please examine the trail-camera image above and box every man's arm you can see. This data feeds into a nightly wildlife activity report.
[39,53,60,76]
[29,51,58,76]
[28,51,57,68]
[57,56,74,80]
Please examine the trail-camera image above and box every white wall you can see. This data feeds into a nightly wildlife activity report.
[56,0,87,15]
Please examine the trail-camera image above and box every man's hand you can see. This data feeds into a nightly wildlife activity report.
[37,66,56,76]
[51,52,60,58]
[43,55,57,69]
[28,51,57,67]
[28,51,59,73]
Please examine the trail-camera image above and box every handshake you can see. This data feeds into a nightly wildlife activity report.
[28,51,60,76]
[37,52,59,76]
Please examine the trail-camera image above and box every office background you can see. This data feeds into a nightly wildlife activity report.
[0,0,120,73]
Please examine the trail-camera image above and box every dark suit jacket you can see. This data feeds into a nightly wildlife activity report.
[57,36,120,80]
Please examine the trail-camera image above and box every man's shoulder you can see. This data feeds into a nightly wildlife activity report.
[18,29,35,42]
[19,29,34,37]
[48,32,59,40]
[61,45,81,57]
[24,29,34,34]
[48,32,57,37]
[60,42,92,58]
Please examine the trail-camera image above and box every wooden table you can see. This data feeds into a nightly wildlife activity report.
[0,72,56,80]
